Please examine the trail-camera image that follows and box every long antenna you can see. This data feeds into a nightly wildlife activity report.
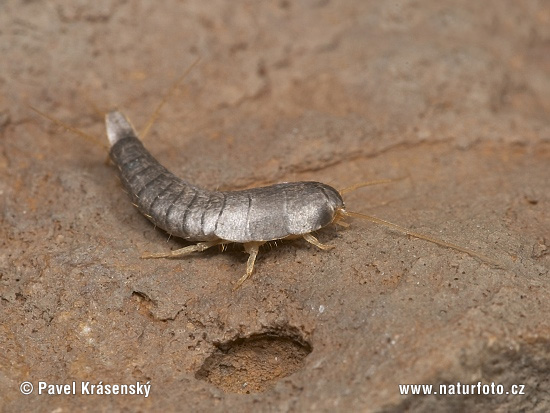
[139,56,201,141]
[339,178,396,195]
[342,210,502,267]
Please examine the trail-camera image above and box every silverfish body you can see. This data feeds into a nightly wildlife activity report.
[106,111,345,286]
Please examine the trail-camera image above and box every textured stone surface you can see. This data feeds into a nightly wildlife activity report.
[1,1,549,411]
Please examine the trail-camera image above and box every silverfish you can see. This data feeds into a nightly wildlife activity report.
[105,111,500,288]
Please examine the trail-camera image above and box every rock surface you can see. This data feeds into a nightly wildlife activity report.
[1,1,549,411]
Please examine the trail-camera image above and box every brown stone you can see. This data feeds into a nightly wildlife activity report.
[1,1,549,411]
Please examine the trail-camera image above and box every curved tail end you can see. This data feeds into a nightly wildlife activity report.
[105,111,138,147]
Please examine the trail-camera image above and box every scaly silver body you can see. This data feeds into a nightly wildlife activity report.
[106,111,344,244]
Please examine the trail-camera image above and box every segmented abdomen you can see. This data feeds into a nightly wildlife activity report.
[110,136,222,241]
[109,128,344,243]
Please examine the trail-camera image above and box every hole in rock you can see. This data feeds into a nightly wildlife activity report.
[196,333,312,394]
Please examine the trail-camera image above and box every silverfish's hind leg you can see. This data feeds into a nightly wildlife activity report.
[303,233,335,250]
[234,241,265,289]
[141,240,224,259]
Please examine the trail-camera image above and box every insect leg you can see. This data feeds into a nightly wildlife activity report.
[303,233,335,250]
[234,241,265,289]
[141,240,223,259]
